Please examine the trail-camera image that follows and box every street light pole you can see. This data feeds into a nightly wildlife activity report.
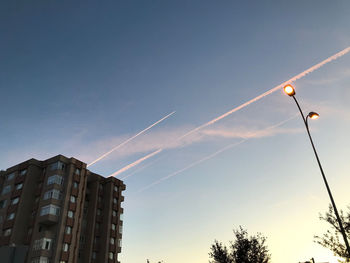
[284,84,350,259]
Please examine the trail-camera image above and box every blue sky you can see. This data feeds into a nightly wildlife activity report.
[1,1,350,262]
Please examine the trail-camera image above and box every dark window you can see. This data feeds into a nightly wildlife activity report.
[0,199,8,209]
[49,161,65,171]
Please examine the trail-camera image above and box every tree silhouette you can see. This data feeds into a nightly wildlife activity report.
[314,204,350,262]
[209,226,271,263]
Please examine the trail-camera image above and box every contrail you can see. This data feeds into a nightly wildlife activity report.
[87,111,175,167]
[108,149,163,178]
[136,141,246,193]
[120,156,164,180]
[109,46,350,177]
[137,114,299,193]
[179,46,350,139]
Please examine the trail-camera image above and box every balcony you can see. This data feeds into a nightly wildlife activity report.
[73,173,80,182]
[7,204,18,213]
[2,220,14,229]
[66,218,74,227]
[63,234,72,243]
[68,202,76,211]
[71,187,78,196]
[61,251,69,261]
[38,214,59,225]
[11,189,22,198]
[14,176,25,184]
[0,236,10,246]
[109,244,116,252]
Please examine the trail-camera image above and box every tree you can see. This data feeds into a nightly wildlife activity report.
[314,204,350,262]
[209,226,271,263]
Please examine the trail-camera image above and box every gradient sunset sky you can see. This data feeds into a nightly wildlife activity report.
[1,1,350,262]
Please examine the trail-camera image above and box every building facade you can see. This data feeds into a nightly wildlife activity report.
[0,155,125,263]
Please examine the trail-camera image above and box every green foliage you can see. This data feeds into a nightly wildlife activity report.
[209,226,271,263]
[314,204,350,262]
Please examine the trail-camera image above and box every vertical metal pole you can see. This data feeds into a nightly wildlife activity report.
[292,95,350,259]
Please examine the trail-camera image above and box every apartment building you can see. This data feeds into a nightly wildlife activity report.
[0,155,125,263]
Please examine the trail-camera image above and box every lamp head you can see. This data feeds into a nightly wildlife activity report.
[283,84,295,96]
[308,112,319,119]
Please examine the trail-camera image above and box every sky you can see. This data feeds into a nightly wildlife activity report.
[1,1,350,262]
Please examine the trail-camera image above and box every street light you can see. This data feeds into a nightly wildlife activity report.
[283,84,350,258]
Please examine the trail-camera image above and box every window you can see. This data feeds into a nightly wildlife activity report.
[47,174,64,185]
[97,209,101,216]
[112,210,117,217]
[11,197,19,205]
[33,238,52,250]
[98,196,102,203]
[63,243,69,252]
[68,210,74,218]
[114,186,118,192]
[119,225,123,234]
[73,182,78,188]
[65,226,72,235]
[6,173,15,181]
[110,237,115,245]
[4,228,12,236]
[35,197,40,203]
[0,215,3,223]
[20,169,27,176]
[40,204,60,216]
[70,196,76,203]
[120,213,124,221]
[44,189,61,200]
[92,251,97,259]
[75,168,81,175]
[44,238,52,250]
[113,198,118,204]
[31,257,49,263]
[49,161,65,171]
[1,185,11,195]
[96,223,100,230]
[0,199,7,208]
[118,238,122,247]
[111,224,116,231]
[15,183,23,190]
[99,184,103,191]
[79,235,86,244]
[28,228,33,235]
[109,252,114,260]
[7,212,15,220]
[59,261,67,263]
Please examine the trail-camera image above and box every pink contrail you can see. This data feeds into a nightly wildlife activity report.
[179,46,350,139]
[120,156,163,180]
[109,46,350,177]
[108,149,163,178]
[87,111,175,167]
[137,114,299,193]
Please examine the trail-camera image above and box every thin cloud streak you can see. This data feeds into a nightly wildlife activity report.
[136,141,246,193]
[108,149,163,178]
[179,46,350,139]
[137,114,299,193]
[109,46,350,177]
[120,156,164,180]
[87,111,175,167]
